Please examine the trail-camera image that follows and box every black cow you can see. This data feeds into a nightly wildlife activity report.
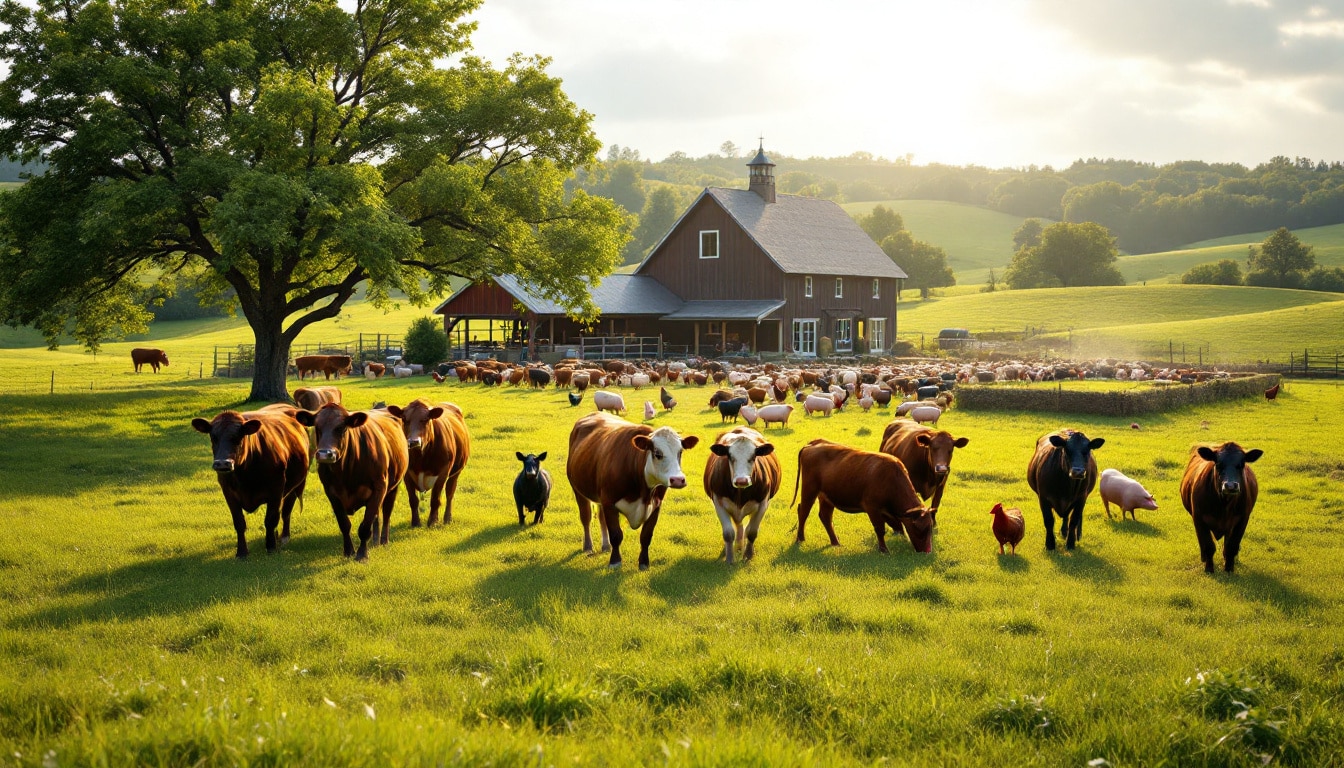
[1027,429,1104,550]
[717,397,749,423]
[513,451,552,526]
[527,367,552,388]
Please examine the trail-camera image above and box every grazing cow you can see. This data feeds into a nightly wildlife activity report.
[1180,442,1262,573]
[1027,429,1104,550]
[594,390,627,414]
[293,404,408,559]
[384,399,471,527]
[191,404,309,558]
[717,397,748,423]
[131,348,169,373]
[792,439,934,554]
[293,386,342,412]
[295,354,353,380]
[527,367,552,388]
[554,369,574,388]
[879,421,969,526]
[572,371,591,392]
[747,387,768,405]
[567,412,699,570]
[1099,468,1158,521]
[513,452,552,526]
[704,428,781,563]
[364,362,386,379]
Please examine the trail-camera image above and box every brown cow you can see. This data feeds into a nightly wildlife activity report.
[192,404,309,558]
[364,362,386,378]
[295,355,353,380]
[792,439,935,554]
[131,348,169,373]
[704,428,781,563]
[1027,429,1104,551]
[294,404,408,560]
[879,421,969,527]
[293,386,342,412]
[385,399,471,527]
[1180,442,1262,573]
[567,412,699,570]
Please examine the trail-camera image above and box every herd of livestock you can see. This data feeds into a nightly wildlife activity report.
[182,351,1266,575]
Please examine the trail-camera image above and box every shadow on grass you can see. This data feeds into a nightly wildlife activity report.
[769,536,939,580]
[997,554,1030,572]
[473,555,626,618]
[442,521,528,554]
[1044,546,1126,584]
[646,553,738,604]
[1104,518,1164,537]
[1220,568,1318,616]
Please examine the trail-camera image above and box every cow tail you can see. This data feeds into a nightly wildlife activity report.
[789,446,804,509]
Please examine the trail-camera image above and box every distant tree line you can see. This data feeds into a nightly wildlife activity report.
[1181,228,1344,292]
[855,205,955,299]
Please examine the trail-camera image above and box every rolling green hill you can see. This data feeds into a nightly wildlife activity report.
[1117,222,1344,284]
[844,200,1040,286]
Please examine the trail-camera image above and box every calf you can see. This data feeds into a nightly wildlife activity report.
[567,412,699,570]
[294,404,409,560]
[131,347,169,373]
[1027,429,1104,550]
[192,404,309,558]
[879,421,969,527]
[293,386,342,412]
[385,399,471,527]
[513,452,552,526]
[792,439,935,554]
[1180,442,1262,573]
[704,428,782,563]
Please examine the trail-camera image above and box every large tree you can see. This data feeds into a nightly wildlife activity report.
[1245,227,1315,288]
[0,0,629,400]
[1004,221,1125,289]
[857,204,904,244]
[880,231,954,299]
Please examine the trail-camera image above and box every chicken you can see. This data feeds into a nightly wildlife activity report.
[431,371,445,384]
[990,503,1026,555]
[659,386,676,412]
[1265,383,1280,400]
[568,391,582,407]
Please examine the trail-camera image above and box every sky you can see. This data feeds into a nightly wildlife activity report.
[467,0,1344,169]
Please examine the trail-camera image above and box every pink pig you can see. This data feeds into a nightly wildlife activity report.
[1099,468,1159,521]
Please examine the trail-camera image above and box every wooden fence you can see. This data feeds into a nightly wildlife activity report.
[212,334,402,378]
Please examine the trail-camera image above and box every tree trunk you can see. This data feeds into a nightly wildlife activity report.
[249,313,294,403]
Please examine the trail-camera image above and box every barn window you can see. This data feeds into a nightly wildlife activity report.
[804,276,813,297]
[699,230,720,259]
[835,278,843,298]
[872,279,880,299]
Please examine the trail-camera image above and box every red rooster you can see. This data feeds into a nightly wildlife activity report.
[1264,383,1280,400]
[431,371,445,384]
[990,503,1026,555]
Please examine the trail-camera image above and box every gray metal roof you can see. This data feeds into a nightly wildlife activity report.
[700,188,908,279]
[660,299,786,322]
[438,273,684,317]
[748,148,774,167]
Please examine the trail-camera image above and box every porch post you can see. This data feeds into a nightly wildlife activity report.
[752,322,758,355]
[694,322,700,356]
[527,312,539,360]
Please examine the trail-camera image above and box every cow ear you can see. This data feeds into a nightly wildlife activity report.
[346,412,369,429]
[428,407,444,420]
[681,435,700,450]
[385,405,403,418]
[755,443,775,456]
[710,443,730,456]
[191,418,213,434]
[1049,434,1067,447]
[632,435,653,452]
[240,419,264,436]
[953,437,970,448]
[1197,446,1218,461]
[293,410,316,427]
[898,506,930,520]
[1089,437,1105,450]
[1244,449,1263,463]
[915,433,932,447]
[516,451,526,462]
[537,452,547,462]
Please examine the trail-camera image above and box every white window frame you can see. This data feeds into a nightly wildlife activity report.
[792,318,819,357]
[834,277,844,299]
[872,278,880,299]
[868,317,886,353]
[834,318,853,352]
[804,276,813,298]
[699,230,720,259]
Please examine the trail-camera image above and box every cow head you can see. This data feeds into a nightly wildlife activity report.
[158,351,170,366]
[914,430,970,476]
[192,411,263,473]
[896,507,935,553]
[294,404,367,464]
[1197,443,1262,497]
[709,431,775,488]
[632,427,699,490]
[385,400,443,449]
[1049,431,1104,480]
[516,451,547,480]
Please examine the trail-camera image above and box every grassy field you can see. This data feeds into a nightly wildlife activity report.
[1,369,1342,766]
[1115,223,1344,285]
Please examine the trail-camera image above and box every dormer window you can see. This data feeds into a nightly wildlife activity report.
[804,276,813,298]
[872,279,880,299]
[835,278,843,299]
[699,230,720,259]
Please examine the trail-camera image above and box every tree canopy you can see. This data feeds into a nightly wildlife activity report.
[880,231,954,299]
[1004,221,1125,289]
[1245,227,1315,288]
[0,0,629,399]
[1180,259,1244,286]
[857,204,905,244]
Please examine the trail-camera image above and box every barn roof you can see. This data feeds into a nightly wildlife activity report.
[660,188,907,279]
[434,273,683,317]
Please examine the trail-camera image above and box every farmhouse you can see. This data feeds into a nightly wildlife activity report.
[434,146,908,359]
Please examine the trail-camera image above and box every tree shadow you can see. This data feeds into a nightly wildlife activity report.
[473,555,626,618]
[1219,567,1318,616]
[997,553,1031,572]
[1044,546,1126,584]
[1104,518,1164,537]
[440,521,527,554]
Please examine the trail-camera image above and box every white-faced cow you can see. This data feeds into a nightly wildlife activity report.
[703,428,781,563]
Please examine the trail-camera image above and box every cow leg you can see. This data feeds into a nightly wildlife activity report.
[598,505,612,553]
[713,499,736,564]
[1224,517,1249,573]
[868,512,889,554]
[637,506,661,571]
[263,498,282,553]
[437,473,459,526]
[796,483,818,543]
[1039,498,1057,551]
[577,496,594,554]
[602,504,624,568]
[819,500,841,547]
[929,480,947,529]
[743,499,769,561]
[517,499,527,527]
[1064,503,1081,550]
[380,484,398,545]
[332,501,355,558]
[227,500,249,559]
[406,478,423,528]
[355,501,378,561]
[280,482,301,545]
[1194,521,1217,573]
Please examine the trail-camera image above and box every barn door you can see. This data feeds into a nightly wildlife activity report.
[792,319,818,356]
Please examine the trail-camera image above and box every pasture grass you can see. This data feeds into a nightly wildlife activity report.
[1117,223,1344,285]
[2,372,1343,766]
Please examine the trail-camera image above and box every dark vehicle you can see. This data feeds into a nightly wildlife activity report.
[937,328,975,351]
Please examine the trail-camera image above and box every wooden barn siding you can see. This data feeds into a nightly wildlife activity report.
[777,275,897,351]
[438,282,519,325]
[639,196,784,301]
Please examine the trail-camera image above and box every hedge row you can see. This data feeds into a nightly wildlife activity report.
[955,374,1282,416]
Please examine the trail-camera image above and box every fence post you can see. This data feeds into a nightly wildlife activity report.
[1169,340,1173,364]
[50,370,54,394]
[1304,349,1309,375]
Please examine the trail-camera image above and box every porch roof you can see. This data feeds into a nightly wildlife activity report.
[659,299,786,322]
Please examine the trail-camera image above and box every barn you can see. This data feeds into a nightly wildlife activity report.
[434,146,908,360]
